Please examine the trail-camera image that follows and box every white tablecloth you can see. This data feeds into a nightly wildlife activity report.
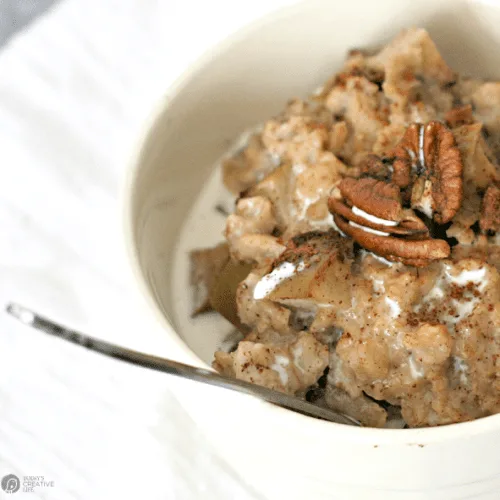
[0,1,296,498]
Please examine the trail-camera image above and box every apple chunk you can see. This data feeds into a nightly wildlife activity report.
[266,231,354,312]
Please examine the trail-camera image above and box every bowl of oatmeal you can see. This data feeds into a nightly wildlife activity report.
[124,0,500,498]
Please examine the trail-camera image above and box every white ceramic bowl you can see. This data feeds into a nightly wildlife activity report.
[124,1,500,498]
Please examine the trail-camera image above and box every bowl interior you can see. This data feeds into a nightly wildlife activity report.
[129,0,500,366]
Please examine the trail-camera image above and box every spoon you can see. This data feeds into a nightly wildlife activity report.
[5,303,360,426]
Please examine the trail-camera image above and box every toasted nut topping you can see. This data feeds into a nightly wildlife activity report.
[422,121,463,224]
[337,177,402,221]
[329,178,429,238]
[391,123,420,189]
[328,122,463,266]
[328,197,428,236]
[390,121,463,223]
[333,213,450,266]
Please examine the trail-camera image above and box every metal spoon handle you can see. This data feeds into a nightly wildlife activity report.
[5,303,360,426]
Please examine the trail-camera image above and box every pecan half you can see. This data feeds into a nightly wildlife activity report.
[423,122,463,223]
[337,177,402,220]
[391,123,419,189]
[333,213,450,266]
[480,185,500,232]
[390,121,463,224]
[329,178,428,236]
[328,178,449,267]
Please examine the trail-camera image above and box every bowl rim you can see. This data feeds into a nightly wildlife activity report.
[122,0,500,444]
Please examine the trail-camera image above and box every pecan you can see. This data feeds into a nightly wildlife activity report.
[444,104,473,128]
[391,123,419,189]
[329,178,428,236]
[333,213,450,267]
[480,185,500,232]
[423,122,463,223]
[338,177,402,220]
[328,178,449,267]
[328,122,463,267]
[390,121,463,224]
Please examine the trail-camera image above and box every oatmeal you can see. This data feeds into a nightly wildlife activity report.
[190,28,500,427]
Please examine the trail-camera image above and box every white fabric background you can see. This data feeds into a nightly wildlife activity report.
[0,1,298,498]
[0,1,54,44]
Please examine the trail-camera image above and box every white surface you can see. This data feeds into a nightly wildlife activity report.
[0,0,296,498]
